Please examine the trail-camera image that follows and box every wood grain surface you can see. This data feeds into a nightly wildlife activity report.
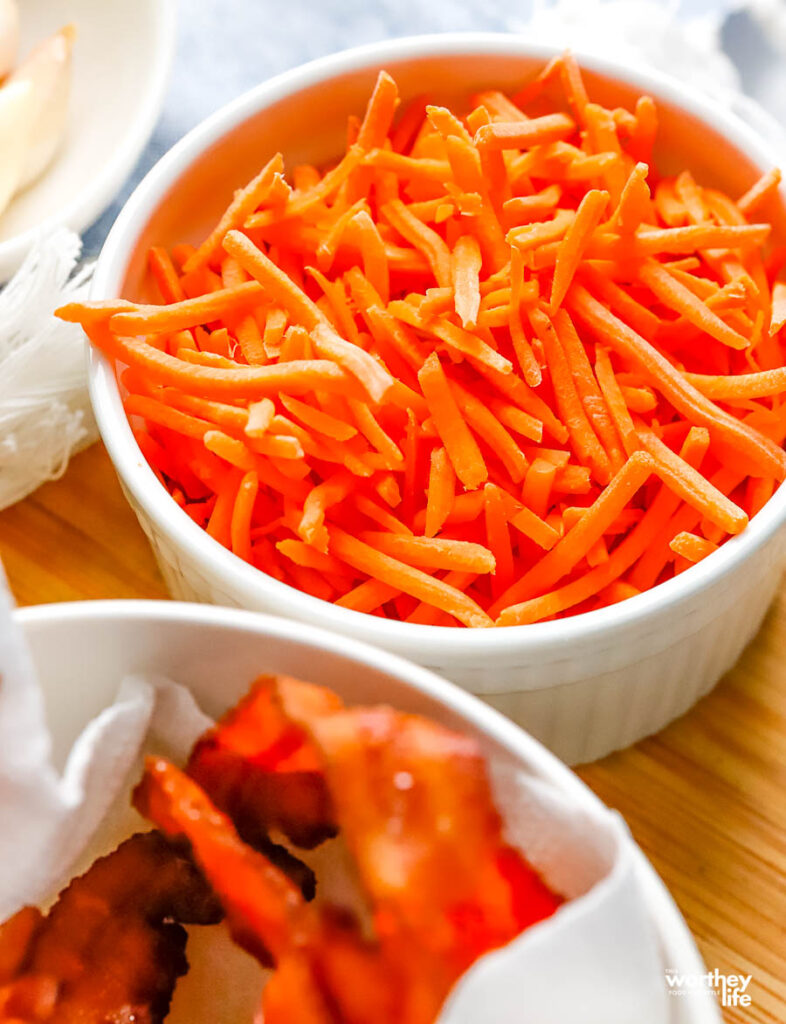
[1,442,784,1022]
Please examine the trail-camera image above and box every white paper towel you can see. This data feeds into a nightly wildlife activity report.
[0,229,97,510]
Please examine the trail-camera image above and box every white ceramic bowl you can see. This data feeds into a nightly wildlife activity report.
[0,0,177,282]
[88,34,786,764]
[16,599,718,1024]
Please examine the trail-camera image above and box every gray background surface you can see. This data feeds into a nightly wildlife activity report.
[82,0,786,256]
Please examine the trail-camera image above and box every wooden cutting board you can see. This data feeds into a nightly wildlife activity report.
[1,442,784,1022]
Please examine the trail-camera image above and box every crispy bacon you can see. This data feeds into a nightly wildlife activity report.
[135,757,401,1023]
[136,682,561,1024]
[186,675,340,850]
[287,703,562,1017]
[0,832,221,1024]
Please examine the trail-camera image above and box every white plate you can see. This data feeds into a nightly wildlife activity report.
[16,600,718,1024]
[0,0,177,282]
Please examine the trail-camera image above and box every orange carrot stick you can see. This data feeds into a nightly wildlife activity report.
[497,430,707,624]
[230,470,259,560]
[425,446,455,538]
[594,346,639,457]
[381,199,453,287]
[509,504,561,551]
[355,70,400,150]
[311,323,394,404]
[682,366,786,399]
[521,457,557,519]
[636,427,748,534]
[550,189,608,310]
[245,398,276,437]
[452,235,482,329]
[669,531,718,562]
[530,306,611,484]
[638,260,749,350]
[737,168,781,217]
[105,282,264,335]
[149,247,186,302]
[503,185,562,226]
[552,308,626,472]
[299,472,353,552]
[613,162,651,233]
[359,532,496,574]
[184,153,285,272]
[509,246,542,387]
[350,209,390,304]
[348,399,403,468]
[206,470,242,548]
[474,112,575,151]
[417,353,488,490]
[450,380,529,484]
[335,578,399,612]
[276,538,351,577]
[329,528,493,627]
[222,230,330,330]
[567,283,786,479]
[633,222,770,256]
[483,483,514,594]
[491,451,654,615]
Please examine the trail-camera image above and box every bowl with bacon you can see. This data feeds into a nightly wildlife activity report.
[65,35,786,762]
[0,600,718,1024]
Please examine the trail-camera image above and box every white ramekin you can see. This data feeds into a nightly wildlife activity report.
[88,34,786,764]
[16,600,719,1024]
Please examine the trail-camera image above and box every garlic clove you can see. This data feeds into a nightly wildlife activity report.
[0,77,33,218]
[0,0,19,81]
[9,23,76,192]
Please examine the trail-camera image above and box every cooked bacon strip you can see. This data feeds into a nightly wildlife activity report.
[186,674,340,850]
[0,833,221,1024]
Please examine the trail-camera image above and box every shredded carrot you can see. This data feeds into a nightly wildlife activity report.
[59,54,786,627]
[184,153,285,273]
[329,528,493,627]
[206,470,241,548]
[737,168,781,217]
[245,398,276,438]
[494,452,655,619]
[230,471,259,560]
[593,347,638,458]
[149,247,186,303]
[483,483,515,594]
[568,284,786,479]
[298,472,353,552]
[474,113,575,151]
[418,353,487,490]
[521,458,558,519]
[452,234,482,329]
[669,531,718,562]
[359,532,496,574]
[531,306,611,483]
[550,189,608,310]
[425,446,455,537]
[639,260,749,350]
[613,162,651,233]
[355,70,400,150]
[509,504,560,550]
[509,246,542,386]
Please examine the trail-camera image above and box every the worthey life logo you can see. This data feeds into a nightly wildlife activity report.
[665,968,753,1008]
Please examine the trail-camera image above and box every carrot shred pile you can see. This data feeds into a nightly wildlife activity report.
[58,53,786,627]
